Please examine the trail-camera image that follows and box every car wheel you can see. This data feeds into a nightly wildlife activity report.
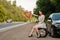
[50,28,55,37]
[40,29,47,37]
[36,29,47,38]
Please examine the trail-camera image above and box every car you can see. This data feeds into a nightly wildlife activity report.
[47,13,60,37]
[7,19,12,23]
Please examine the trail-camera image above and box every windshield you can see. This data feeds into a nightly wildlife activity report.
[52,14,60,20]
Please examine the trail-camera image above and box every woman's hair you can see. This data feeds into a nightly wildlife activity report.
[38,10,45,16]
[38,10,44,16]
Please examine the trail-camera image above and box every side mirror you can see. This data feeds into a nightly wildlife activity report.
[47,18,52,22]
[47,20,51,22]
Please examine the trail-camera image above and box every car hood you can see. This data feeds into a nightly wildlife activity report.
[53,20,60,24]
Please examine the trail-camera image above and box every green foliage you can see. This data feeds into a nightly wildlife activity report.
[33,0,60,20]
[0,0,27,22]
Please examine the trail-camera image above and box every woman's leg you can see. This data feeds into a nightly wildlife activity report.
[28,26,35,36]
[35,26,40,37]
[28,25,39,37]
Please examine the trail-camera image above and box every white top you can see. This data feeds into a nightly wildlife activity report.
[38,15,46,28]
[38,15,45,24]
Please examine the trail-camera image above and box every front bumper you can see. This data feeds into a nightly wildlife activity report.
[54,27,60,35]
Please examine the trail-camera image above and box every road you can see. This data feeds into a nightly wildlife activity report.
[0,22,60,40]
[0,22,23,29]
[0,22,29,32]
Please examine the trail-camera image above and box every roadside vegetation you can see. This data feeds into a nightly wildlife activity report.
[0,0,27,22]
[34,0,60,20]
[0,0,60,23]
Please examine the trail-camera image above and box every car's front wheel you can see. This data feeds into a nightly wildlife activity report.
[50,28,54,36]
[50,27,55,37]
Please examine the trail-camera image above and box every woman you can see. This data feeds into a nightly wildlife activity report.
[28,10,46,38]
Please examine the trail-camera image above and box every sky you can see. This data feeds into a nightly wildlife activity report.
[16,0,36,11]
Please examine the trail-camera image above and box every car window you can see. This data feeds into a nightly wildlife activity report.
[52,14,60,20]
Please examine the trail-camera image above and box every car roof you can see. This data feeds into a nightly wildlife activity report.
[49,13,60,18]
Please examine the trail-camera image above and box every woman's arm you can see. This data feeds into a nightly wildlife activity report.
[32,14,38,17]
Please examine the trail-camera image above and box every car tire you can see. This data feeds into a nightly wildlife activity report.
[36,28,48,38]
[50,28,55,37]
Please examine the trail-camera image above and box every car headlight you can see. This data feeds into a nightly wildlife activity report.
[55,24,60,27]
[55,24,58,27]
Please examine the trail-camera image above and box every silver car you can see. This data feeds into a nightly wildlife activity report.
[7,19,12,23]
[47,13,60,37]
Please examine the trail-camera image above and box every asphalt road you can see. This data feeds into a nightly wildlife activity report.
[0,22,24,29]
[0,22,60,40]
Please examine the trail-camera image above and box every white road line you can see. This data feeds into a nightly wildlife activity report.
[0,22,30,32]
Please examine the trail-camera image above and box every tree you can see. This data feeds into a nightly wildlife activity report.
[13,0,16,6]
[0,0,27,22]
[33,0,60,20]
